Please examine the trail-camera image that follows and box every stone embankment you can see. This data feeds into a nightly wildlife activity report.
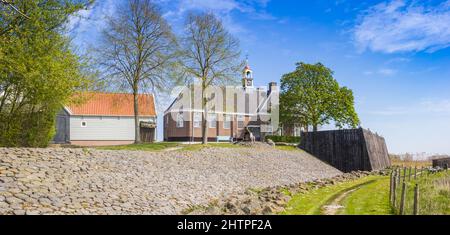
[0,145,342,215]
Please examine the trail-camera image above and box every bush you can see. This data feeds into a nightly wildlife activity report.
[0,1,91,147]
[0,109,57,147]
[265,135,301,143]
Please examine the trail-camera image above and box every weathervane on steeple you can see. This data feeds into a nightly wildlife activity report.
[245,53,249,66]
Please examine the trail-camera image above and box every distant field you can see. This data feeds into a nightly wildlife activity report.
[391,159,431,168]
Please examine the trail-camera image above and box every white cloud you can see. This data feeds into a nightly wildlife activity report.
[363,68,397,76]
[164,0,275,34]
[385,57,411,64]
[165,0,273,18]
[369,107,409,116]
[67,0,116,35]
[68,0,273,48]
[378,68,397,76]
[421,99,450,114]
[370,99,450,116]
[181,0,240,12]
[354,0,450,53]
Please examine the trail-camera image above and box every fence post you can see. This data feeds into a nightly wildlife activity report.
[399,182,407,215]
[414,166,417,180]
[389,170,392,203]
[408,167,412,181]
[402,167,407,184]
[392,172,397,209]
[413,184,419,215]
[389,170,397,205]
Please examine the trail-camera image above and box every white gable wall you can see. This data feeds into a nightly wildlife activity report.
[70,116,154,141]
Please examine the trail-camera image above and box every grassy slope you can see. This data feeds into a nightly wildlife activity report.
[96,142,301,152]
[96,142,180,151]
[275,145,301,151]
[281,175,388,215]
[96,142,241,152]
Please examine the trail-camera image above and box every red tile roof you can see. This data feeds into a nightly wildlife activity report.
[66,92,156,117]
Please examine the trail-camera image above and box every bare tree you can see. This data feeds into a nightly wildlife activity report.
[1,0,30,19]
[180,13,242,144]
[97,0,176,143]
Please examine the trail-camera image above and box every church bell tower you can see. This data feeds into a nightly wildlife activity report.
[242,60,254,89]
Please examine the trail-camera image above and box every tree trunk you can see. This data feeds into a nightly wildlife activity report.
[202,96,208,145]
[313,125,318,132]
[133,92,141,144]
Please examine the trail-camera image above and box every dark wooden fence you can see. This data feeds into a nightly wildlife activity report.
[299,128,391,172]
[432,158,450,169]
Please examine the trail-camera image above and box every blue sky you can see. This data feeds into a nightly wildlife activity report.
[69,0,450,155]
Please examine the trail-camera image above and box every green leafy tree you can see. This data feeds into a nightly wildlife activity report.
[0,0,93,147]
[280,62,359,132]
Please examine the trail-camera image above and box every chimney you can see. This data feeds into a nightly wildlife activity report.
[268,82,278,95]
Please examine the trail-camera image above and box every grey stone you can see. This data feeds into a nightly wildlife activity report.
[5,196,23,205]
[25,210,41,215]
[266,139,276,147]
[241,206,251,215]
[13,209,26,215]
[0,145,343,215]
[262,206,273,215]
[0,201,9,208]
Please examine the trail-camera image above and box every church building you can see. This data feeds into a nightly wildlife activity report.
[163,62,278,142]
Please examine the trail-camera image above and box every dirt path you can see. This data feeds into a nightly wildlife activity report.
[320,180,378,215]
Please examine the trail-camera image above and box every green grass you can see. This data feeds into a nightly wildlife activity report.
[98,142,302,152]
[282,170,450,215]
[96,142,242,152]
[281,175,388,215]
[339,177,392,215]
[275,145,301,151]
[96,142,180,151]
[179,143,242,151]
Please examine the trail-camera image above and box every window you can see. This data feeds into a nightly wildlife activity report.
[193,112,201,128]
[208,113,217,128]
[237,115,245,129]
[223,115,231,129]
[294,126,302,137]
[176,113,184,128]
[81,121,87,127]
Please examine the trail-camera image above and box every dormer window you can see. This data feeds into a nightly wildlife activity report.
[246,71,252,78]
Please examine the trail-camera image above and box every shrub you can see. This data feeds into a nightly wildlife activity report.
[0,1,91,147]
[265,135,301,143]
